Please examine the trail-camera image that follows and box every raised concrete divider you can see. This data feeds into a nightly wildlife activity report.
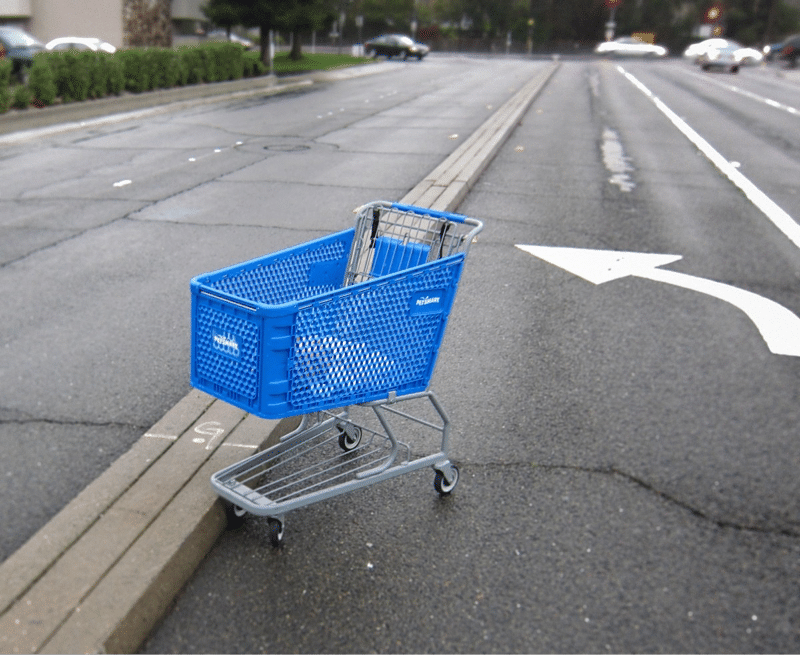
[0,59,559,654]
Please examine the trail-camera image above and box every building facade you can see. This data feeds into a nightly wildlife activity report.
[0,0,204,47]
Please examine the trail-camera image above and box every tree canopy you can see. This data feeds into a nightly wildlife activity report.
[202,0,800,57]
[203,0,332,61]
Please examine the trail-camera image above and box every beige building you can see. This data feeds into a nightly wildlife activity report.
[0,0,205,48]
[0,0,124,47]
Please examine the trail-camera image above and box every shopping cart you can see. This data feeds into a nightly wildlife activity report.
[191,201,483,545]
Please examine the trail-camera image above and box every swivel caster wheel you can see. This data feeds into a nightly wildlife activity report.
[434,465,459,496]
[267,518,285,547]
[337,424,363,452]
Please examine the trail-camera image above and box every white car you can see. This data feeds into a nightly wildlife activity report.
[595,36,668,58]
[684,39,763,66]
[46,37,116,53]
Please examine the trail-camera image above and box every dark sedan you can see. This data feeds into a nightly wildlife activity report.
[0,26,45,82]
[777,33,800,67]
[364,34,429,60]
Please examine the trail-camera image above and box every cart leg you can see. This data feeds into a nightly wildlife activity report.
[222,499,248,528]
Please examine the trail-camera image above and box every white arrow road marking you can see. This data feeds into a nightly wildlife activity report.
[516,244,800,357]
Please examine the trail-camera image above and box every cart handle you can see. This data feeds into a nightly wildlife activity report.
[391,202,469,224]
[356,200,483,230]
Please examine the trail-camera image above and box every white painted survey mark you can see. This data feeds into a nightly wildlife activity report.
[616,65,800,250]
[516,244,800,357]
[194,421,225,450]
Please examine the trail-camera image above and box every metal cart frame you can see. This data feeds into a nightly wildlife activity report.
[211,389,458,545]
[192,201,483,545]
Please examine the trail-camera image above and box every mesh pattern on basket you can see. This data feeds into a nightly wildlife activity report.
[288,262,460,409]
[208,240,347,305]
[194,306,260,400]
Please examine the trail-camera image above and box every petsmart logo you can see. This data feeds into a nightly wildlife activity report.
[212,332,240,357]
[410,290,446,315]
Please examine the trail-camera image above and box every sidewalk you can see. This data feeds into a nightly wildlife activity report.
[0,60,560,654]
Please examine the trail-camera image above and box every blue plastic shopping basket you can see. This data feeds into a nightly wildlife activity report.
[191,201,483,419]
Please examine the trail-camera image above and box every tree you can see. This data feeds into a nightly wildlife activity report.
[361,0,416,35]
[124,0,172,47]
[276,0,334,60]
[202,0,241,37]
[203,0,335,64]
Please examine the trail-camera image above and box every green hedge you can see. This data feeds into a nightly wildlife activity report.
[3,42,265,112]
[1,45,364,113]
[0,59,12,113]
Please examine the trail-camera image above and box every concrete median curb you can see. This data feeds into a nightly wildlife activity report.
[0,59,559,654]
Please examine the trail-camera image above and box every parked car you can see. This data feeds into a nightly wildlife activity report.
[204,29,254,49]
[684,38,763,67]
[732,46,765,65]
[364,34,429,60]
[0,25,45,82]
[762,41,784,61]
[696,41,763,72]
[45,37,116,53]
[594,36,668,58]
[683,38,729,61]
[776,33,800,67]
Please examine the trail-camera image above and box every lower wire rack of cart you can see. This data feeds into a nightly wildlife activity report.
[211,391,460,546]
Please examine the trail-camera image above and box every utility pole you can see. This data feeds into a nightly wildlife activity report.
[604,0,622,41]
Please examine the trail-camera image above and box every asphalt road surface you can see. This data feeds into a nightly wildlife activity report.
[0,56,541,562]
[2,55,800,652]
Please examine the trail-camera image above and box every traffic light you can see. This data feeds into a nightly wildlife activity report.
[703,4,723,23]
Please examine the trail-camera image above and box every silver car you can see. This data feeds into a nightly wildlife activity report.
[595,36,668,58]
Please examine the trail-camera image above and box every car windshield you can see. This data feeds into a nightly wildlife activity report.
[0,29,41,47]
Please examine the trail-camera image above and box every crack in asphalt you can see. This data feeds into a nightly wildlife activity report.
[470,460,800,539]
[0,409,147,432]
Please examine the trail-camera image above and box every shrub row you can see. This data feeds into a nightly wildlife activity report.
[0,42,267,113]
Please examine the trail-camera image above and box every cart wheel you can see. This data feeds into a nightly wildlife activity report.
[267,518,284,547]
[338,425,363,451]
[223,500,247,528]
[434,465,459,496]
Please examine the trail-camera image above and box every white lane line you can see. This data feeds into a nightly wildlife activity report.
[687,70,800,117]
[616,65,800,250]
